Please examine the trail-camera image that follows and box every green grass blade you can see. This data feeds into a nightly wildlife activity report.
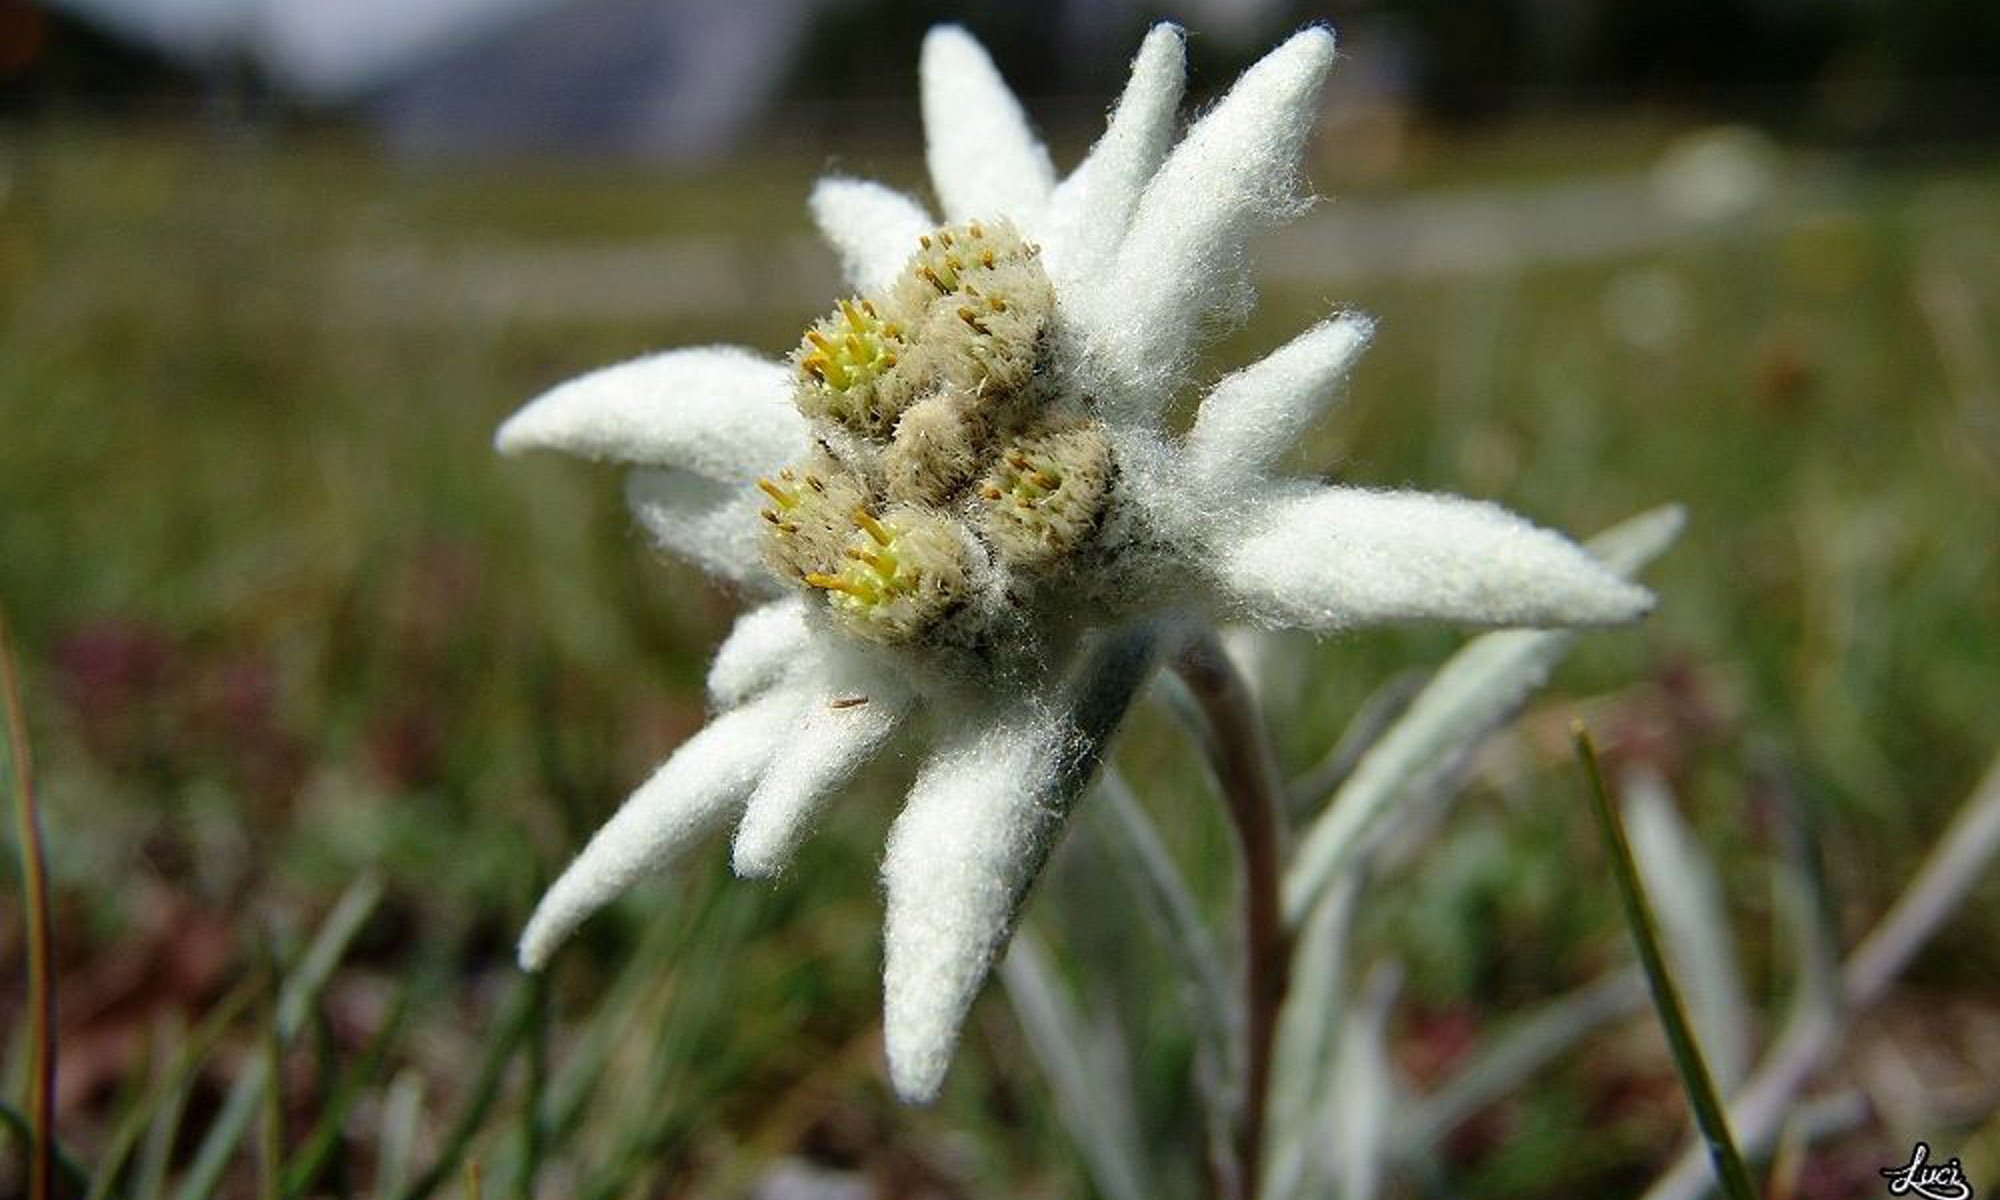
[258,952,286,1200]
[0,1101,88,1194]
[516,970,547,1200]
[1,611,57,1200]
[89,978,262,1200]
[176,876,385,1200]
[388,975,538,1200]
[1574,724,1759,1200]
[283,982,415,1199]
[373,1072,426,1200]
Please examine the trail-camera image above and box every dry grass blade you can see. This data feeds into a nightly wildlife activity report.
[0,610,56,1200]
[1574,724,1760,1200]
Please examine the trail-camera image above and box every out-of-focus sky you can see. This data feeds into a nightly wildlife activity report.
[6,0,1997,157]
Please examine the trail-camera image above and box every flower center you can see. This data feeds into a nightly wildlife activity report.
[801,506,969,643]
[794,299,908,438]
[760,220,1116,645]
[976,423,1115,569]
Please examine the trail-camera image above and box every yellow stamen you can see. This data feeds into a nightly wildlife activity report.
[804,572,878,601]
[757,478,798,508]
[852,509,893,547]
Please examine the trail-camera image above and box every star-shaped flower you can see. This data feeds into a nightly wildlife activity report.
[496,23,1652,1102]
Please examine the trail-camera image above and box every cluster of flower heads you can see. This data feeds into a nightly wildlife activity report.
[495,22,1659,1104]
[756,219,1121,650]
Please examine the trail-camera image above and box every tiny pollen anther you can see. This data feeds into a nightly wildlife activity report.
[852,509,893,546]
[829,696,870,710]
[757,478,799,508]
[805,572,877,600]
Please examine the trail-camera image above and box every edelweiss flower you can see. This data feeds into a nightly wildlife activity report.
[497,23,1652,1101]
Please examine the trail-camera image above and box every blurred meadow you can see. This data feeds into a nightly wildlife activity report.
[2,3,1999,1197]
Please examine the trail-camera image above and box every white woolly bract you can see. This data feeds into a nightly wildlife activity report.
[921,27,1056,226]
[881,707,1068,1102]
[705,598,811,708]
[623,468,783,593]
[1187,311,1373,480]
[1281,504,1685,922]
[1087,28,1336,415]
[1042,25,1186,291]
[733,681,911,878]
[496,347,804,480]
[1222,485,1656,632]
[810,177,937,296]
[518,687,804,969]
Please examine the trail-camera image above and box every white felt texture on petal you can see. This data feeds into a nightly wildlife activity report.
[881,712,1064,1102]
[921,26,1056,226]
[1280,504,1683,922]
[879,627,1159,1102]
[810,177,936,295]
[706,598,813,708]
[1089,28,1336,416]
[1186,311,1373,481]
[625,468,786,595]
[1222,485,1656,631]
[518,688,802,969]
[1043,24,1185,289]
[496,346,805,480]
[732,678,911,877]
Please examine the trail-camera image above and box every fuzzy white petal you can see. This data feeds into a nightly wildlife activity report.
[1186,311,1373,480]
[1043,24,1185,289]
[518,688,803,969]
[921,26,1057,226]
[624,468,784,595]
[705,598,813,708]
[732,678,912,878]
[880,629,1159,1102]
[1088,28,1336,415]
[496,346,805,480]
[1281,505,1684,922]
[810,177,936,296]
[881,711,1065,1102]
[1222,485,1656,631]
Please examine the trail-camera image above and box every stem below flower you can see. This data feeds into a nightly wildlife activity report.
[1171,627,1290,1200]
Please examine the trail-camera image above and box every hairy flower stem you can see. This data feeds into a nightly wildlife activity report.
[1172,627,1291,1200]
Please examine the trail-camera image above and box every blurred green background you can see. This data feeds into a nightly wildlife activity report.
[1,0,1997,1196]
